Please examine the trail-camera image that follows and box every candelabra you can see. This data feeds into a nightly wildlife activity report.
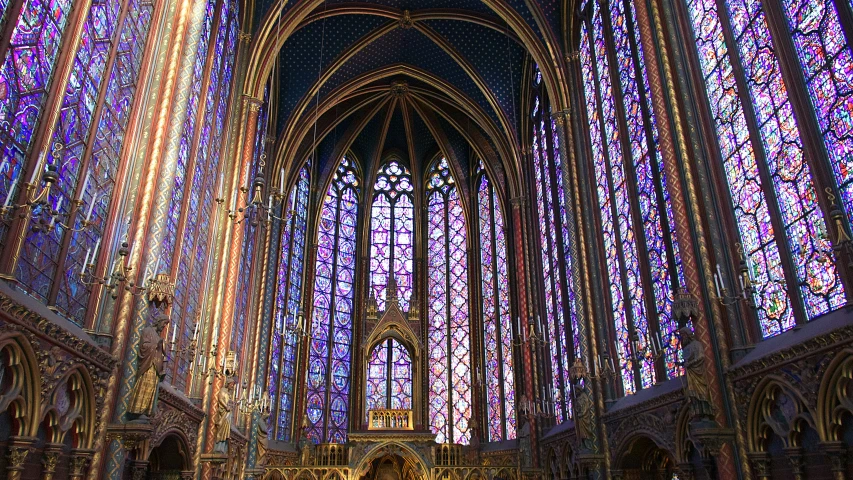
[237,382,272,417]
[711,243,757,309]
[215,157,295,228]
[586,353,617,382]
[196,348,237,385]
[626,331,664,364]
[282,309,310,339]
[512,317,545,347]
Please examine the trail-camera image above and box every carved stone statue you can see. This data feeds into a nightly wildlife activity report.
[574,382,596,451]
[298,415,315,466]
[467,417,481,464]
[680,327,714,421]
[127,314,169,420]
[256,411,270,467]
[213,379,236,454]
[518,417,531,468]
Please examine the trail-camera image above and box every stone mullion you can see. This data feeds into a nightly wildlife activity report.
[565,55,612,474]
[761,0,853,295]
[94,0,197,475]
[292,241,318,442]
[489,185,508,440]
[637,0,746,476]
[0,0,92,281]
[466,189,485,442]
[348,186,366,436]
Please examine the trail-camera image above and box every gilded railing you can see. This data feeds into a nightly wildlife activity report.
[367,409,414,430]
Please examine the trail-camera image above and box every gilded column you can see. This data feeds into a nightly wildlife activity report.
[633,0,745,476]
[201,94,262,478]
[95,0,198,477]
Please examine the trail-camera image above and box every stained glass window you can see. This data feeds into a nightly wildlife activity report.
[427,157,471,445]
[269,165,310,442]
[369,160,414,310]
[0,0,75,251]
[306,156,359,444]
[682,0,845,336]
[531,76,581,413]
[578,0,687,394]
[780,0,853,241]
[477,169,515,441]
[365,338,413,412]
[9,0,154,324]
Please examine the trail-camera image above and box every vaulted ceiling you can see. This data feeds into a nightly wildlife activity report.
[245,0,571,197]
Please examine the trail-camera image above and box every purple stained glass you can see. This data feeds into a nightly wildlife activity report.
[307,157,358,443]
[427,158,471,445]
[269,165,309,441]
[366,338,412,413]
[369,160,414,310]
[684,0,844,336]
[610,0,685,378]
[0,0,75,249]
[478,173,516,441]
[580,20,637,394]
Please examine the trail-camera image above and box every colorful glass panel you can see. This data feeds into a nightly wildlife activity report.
[269,165,309,441]
[366,338,412,412]
[427,158,471,445]
[478,173,516,441]
[0,0,75,251]
[307,157,358,443]
[369,160,414,310]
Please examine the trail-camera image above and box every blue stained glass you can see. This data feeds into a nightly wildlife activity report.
[307,157,358,443]
[269,165,309,442]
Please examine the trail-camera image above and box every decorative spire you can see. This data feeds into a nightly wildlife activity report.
[366,282,378,320]
[386,272,399,308]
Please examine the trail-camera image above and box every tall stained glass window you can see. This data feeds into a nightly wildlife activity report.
[172,2,242,389]
[530,69,581,414]
[8,0,154,324]
[681,0,845,336]
[477,167,516,441]
[427,157,471,444]
[269,165,310,442]
[578,0,686,394]
[306,156,359,443]
[0,0,76,248]
[369,160,414,310]
[365,338,413,412]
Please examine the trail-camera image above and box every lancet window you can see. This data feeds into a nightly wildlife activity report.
[306,156,359,443]
[366,338,413,412]
[426,157,471,444]
[369,160,414,311]
[269,165,310,442]
[3,0,155,324]
[681,0,847,336]
[477,167,516,441]
[530,69,581,416]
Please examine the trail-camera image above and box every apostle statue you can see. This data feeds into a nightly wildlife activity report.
[214,379,236,454]
[127,314,170,421]
[298,415,315,466]
[574,382,596,451]
[679,327,714,421]
[256,410,270,467]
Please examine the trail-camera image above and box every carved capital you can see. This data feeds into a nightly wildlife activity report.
[510,196,526,208]
[68,450,93,480]
[566,51,580,63]
[748,453,771,480]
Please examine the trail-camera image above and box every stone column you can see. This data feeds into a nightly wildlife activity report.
[784,447,804,480]
[41,443,65,480]
[69,450,93,480]
[130,459,149,480]
[676,462,695,480]
[5,437,36,480]
[748,453,771,480]
[823,442,847,480]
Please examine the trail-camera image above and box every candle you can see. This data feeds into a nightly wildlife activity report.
[29,152,45,184]
[81,248,91,274]
[279,168,285,195]
[4,176,18,208]
[713,272,722,297]
[217,172,224,199]
[85,194,97,223]
[92,238,101,264]
[79,172,90,201]
[193,317,200,339]
[171,323,177,344]
[54,196,63,214]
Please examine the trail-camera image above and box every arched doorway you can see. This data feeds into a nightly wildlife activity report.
[148,434,192,479]
[361,453,427,480]
[618,435,677,479]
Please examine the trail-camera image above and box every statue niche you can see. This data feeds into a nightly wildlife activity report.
[361,275,422,432]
